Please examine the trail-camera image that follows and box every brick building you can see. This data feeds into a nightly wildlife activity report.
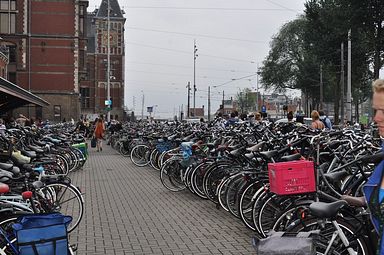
[0,0,89,121]
[0,45,7,78]
[80,0,125,121]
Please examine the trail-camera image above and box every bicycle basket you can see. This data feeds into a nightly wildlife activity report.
[268,160,316,195]
[12,213,72,255]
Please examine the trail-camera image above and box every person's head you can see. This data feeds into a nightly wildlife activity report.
[296,115,304,124]
[240,113,247,121]
[230,112,236,118]
[98,118,103,123]
[319,110,325,117]
[373,79,384,136]
[255,112,262,121]
[287,111,293,121]
[311,110,320,121]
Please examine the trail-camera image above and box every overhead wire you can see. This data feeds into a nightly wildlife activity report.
[126,26,266,44]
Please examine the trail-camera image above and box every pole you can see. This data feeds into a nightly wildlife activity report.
[193,40,197,117]
[222,90,225,115]
[28,0,31,118]
[256,66,259,112]
[346,29,352,123]
[187,81,191,118]
[320,64,323,110]
[106,0,111,122]
[141,92,144,120]
[208,86,211,121]
[340,42,345,125]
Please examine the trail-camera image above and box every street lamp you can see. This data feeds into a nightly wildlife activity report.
[106,0,111,122]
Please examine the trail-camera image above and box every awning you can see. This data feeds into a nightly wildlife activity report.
[0,77,49,114]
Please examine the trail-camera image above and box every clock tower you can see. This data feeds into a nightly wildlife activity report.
[80,0,125,119]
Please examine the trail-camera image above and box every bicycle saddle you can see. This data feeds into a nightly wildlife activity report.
[309,200,348,219]
[280,153,301,162]
[0,162,13,171]
[323,170,349,183]
[0,183,9,194]
[21,150,37,159]
[259,150,278,160]
[246,142,265,152]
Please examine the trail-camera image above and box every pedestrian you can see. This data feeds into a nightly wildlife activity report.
[295,115,304,125]
[363,79,384,255]
[0,119,5,136]
[319,110,332,129]
[255,112,262,123]
[310,110,325,130]
[94,117,105,152]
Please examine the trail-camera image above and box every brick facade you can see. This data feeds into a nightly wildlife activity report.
[0,0,89,121]
[80,0,125,121]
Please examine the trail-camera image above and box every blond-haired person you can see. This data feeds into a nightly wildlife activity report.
[310,110,324,129]
[363,79,384,255]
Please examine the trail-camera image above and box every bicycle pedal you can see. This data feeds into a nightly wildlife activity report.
[70,244,78,251]
[215,203,221,210]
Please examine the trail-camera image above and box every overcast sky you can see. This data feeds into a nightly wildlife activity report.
[88,0,306,118]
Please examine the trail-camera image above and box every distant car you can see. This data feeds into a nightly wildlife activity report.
[184,118,202,123]
[275,118,312,126]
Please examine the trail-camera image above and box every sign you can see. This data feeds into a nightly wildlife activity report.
[261,105,266,113]
[104,100,112,106]
[147,106,153,113]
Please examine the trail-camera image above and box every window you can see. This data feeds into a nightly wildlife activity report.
[0,0,16,34]
[4,45,16,64]
[80,87,90,108]
[79,17,84,35]
[53,105,61,121]
[8,72,16,83]
[35,106,42,120]
[0,13,16,34]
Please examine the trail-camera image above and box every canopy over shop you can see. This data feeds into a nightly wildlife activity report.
[0,77,49,114]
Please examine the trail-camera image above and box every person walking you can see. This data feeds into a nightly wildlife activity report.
[363,79,384,254]
[94,117,105,152]
[310,110,325,130]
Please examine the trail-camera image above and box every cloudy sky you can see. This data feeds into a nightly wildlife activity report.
[88,0,306,118]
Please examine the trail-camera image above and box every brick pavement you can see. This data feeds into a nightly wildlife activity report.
[69,144,255,254]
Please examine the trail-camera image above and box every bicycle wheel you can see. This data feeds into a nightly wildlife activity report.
[190,161,212,199]
[238,180,264,231]
[286,217,369,255]
[130,144,151,167]
[150,149,161,170]
[0,217,18,255]
[160,158,186,192]
[37,182,84,233]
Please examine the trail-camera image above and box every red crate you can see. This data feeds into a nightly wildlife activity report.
[268,160,316,195]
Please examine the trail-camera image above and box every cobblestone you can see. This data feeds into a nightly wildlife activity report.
[70,144,255,254]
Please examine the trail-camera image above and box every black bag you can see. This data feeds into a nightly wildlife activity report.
[253,230,319,255]
[91,137,97,148]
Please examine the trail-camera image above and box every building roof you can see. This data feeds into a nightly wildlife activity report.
[0,77,49,114]
[96,0,124,19]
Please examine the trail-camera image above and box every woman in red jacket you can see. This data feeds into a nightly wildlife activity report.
[94,118,105,152]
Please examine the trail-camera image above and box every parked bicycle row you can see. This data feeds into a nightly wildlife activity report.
[0,123,87,254]
[111,120,381,254]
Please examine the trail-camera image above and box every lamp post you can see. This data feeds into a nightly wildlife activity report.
[106,0,111,122]
[193,40,198,117]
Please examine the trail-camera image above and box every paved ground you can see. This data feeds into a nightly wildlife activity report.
[69,144,255,254]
